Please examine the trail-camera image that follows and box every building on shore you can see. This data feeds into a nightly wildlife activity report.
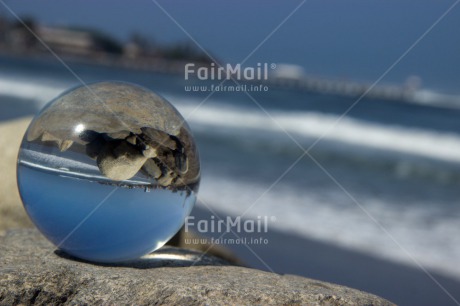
[1,17,122,57]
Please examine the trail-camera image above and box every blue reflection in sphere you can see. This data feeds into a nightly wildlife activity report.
[17,81,200,263]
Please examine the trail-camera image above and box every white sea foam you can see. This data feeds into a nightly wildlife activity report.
[412,89,460,109]
[0,75,68,106]
[1,74,459,109]
[173,101,460,165]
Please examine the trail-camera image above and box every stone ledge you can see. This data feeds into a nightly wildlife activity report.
[0,229,394,305]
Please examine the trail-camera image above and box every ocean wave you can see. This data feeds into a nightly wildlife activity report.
[412,89,460,109]
[172,100,460,165]
[0,75,69,107]
[2,77,460,165]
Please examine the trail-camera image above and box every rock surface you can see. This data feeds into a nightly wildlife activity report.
[0,229,394,305]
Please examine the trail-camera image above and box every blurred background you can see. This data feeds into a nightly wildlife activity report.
[1,1,460,305]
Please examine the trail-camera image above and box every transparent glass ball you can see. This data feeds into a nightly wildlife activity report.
[17,81,200,263]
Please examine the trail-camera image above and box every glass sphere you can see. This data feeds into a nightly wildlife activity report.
[17,81,200,263]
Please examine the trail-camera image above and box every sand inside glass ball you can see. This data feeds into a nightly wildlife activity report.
[17,81,200,263]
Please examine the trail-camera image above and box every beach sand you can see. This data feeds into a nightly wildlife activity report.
[0,117,33,232]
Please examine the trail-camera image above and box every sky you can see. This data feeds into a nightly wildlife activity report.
[1,0,459,92]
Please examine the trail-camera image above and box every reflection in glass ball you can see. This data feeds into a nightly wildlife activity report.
[17,81,200,263]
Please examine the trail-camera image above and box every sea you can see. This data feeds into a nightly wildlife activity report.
[1,54,460,282]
